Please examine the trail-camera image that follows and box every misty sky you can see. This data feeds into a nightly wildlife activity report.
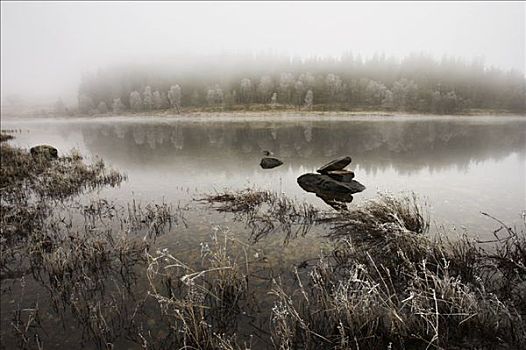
[1,1,524,104]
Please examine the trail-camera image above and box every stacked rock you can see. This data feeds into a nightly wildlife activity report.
[297,156,365,211]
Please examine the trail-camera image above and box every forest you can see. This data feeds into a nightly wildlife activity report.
[71,53,526,115]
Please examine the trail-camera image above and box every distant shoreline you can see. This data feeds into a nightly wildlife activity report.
[1,108,524,121]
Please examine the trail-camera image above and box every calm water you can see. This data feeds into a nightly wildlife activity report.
[2,114,526,240]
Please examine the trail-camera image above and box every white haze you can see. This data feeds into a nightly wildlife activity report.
[1,1,524,105]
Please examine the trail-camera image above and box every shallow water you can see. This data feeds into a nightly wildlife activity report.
[3,114,525,240]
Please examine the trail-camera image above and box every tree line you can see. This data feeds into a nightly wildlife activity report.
[73,53,526,115]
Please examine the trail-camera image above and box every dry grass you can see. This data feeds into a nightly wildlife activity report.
[267,196,526,349]
[147,192,525,349]
[145,231,253,349]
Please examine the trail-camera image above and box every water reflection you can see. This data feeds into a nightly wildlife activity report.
[3,116,525,233]
[73,118,525,175]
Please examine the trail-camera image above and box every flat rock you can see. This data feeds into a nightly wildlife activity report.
[327,170,355,182]
[297,173,365,195]
[260,157,283,169]
[30,145,58,160]
[317,156,352,174]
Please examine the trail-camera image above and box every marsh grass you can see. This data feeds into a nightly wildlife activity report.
[267,196,526,349]
[203,189,320,243]
[0,133,14,143]
[0,136,180,349]
[145,231,254,349]
[146,191,526,349]
[0,140,126,281]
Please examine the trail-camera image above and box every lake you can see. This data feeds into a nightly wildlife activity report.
[3,115,525,243]
[2,114,526,348]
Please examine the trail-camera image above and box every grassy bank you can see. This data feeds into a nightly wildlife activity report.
[1,133,525,349]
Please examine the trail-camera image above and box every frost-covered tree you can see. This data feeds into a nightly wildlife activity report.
[74,53,526,114]
[112,98,125,113]
[78,94,94,114]
[365,80,388,106]
[431,91,442,113]
[240,78,253,104]
[294,80,306,108]
[258,76,273,102]
[206,89,216,106]
[129,91,143,112]
[304,90,313,110]
[167,84,182,112]
[431,90,459,114]
[215,86,224,105]
[298,72,316,88]
[381,90,394,109]
[270,92,278,109]
[160,91,169,109]
[143,86,153,110]
[152,90,163,109]
[206,85,224,106]
[392,78,418,110]
[279,73,295,103]
[443,91,459,113]
[97,101,108,114]
[326,73,343,104]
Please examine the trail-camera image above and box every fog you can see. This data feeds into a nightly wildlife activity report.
[1,1,524,104]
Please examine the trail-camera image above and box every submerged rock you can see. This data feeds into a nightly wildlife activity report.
[30,145,58,160]
[317,156,352,174]
[326,170,355,182]
[260,157,283,169]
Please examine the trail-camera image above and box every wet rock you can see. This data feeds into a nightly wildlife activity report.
[260,157,283,169]
[298,173,364,211]
[317,156,352,174]
[327,170,355,182]
[297,173,365,195]
[30,145,58,160]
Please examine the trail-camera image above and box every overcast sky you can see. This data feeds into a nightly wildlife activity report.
[1,1,524,103]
